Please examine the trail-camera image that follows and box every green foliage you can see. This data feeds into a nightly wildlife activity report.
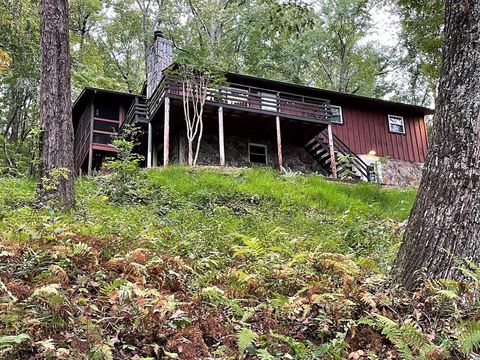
[237,327,258,355]
[40,167,71,192]
[95,125,149,204]
[312,0,390,96]
[394,0,444,105]
[360,314,450,360]
[0,0,40,176]
[0,333,30,356]
[337,154,357,180]
[458,321,480,355]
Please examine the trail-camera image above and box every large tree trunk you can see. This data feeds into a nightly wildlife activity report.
[393,1,480,291]
[38,0,74,207]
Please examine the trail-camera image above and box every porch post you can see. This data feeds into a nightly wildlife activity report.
[147,122,153,168]
[275,116,284,171]
[218,106,225,166]
[179,136,186,164]
[87,146,93,176]
[152,144,157,167]
[327,124,337,178]
[163,97,170,167]
[87,104,94,175]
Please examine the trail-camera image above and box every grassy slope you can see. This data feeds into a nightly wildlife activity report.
[1,166,415,257]
[0,167,430,359]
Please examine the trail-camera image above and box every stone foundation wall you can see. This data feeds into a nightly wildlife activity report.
[379,159,424,187]
[174,134,320,172]
[166,133,423,187]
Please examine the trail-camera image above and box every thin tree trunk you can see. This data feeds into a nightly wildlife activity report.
[38,0,74,207]
[393,1,480,291]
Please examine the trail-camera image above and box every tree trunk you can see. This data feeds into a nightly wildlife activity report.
[393,1,480,291]
[38,0,74,207]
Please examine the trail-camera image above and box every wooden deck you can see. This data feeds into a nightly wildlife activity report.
[144,77,335,125]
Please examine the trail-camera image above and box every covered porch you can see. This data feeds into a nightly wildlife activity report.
[145,97,333,172]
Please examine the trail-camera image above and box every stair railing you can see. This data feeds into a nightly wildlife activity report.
[308,130,375,182]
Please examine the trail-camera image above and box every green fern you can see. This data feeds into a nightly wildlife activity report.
[233,235,266,258]
[71,241,92,257]
[0,333,30,353]
[458,320,480,355]
[370,314,436,360]
[255,348,275,360]
[99,278,127,297]
[237,327,258,355]
[378,322,412,359]
[269,331,307,355]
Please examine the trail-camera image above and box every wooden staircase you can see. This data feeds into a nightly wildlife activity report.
[305,129,376,182]
[120,95,148,134]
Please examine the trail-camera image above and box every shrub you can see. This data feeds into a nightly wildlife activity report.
[95,126,152,204]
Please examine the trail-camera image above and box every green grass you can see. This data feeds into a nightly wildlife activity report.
[147,166,415,220]
[0,166,415,267]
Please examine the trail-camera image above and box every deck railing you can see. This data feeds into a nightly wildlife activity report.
[122,96,148,132]
[146,77,333,123]
[317,130,375,181]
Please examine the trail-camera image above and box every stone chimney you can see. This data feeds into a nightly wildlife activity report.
[146,31,173,98]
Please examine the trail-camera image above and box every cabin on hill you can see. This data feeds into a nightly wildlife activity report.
[72,32,433,187]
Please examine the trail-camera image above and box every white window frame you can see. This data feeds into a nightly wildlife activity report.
[260,92,278,111]
[248,143,268,164]
[331,105,343,124]
[220,87,249,107]
[388,114,406,134]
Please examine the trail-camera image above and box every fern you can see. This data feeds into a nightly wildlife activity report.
[0,333,30,354]
[99,278,127,297]
[458,320,480,355]
[269,331,307,355]
[255,348,275,360]
[0,333,30,347]
[237,327,258,355]
[233,235,265,258]
[71,241,92,257]
[370,314,435,360]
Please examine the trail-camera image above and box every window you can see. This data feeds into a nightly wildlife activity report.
[261,92,278,111]
[94,120,119,133]
[248,143,267,164]
[388,115,405,134]
[224,87,249,107]
[92,132,113,145]
[94,102,119,120]
[331,105,343,124]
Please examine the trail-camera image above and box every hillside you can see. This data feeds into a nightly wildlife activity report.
[0,167,477,359]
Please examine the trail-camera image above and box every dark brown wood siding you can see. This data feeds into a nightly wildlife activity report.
[332,104,428,163]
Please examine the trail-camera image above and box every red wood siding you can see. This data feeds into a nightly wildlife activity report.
[332,105,428,163]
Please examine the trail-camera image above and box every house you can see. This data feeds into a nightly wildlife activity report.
[72,32,433,186]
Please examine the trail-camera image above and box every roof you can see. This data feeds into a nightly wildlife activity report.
[225,72,434,116]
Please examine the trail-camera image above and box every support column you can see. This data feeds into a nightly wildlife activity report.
[87,105,94,176]
[179,136,186,164]
[275,116,284,171]
[218,106,225,166]
[87,146,93,176]
[152,144,157,167]
[147,122,153,168]
[327,124,337,178]
[163,97,170,167]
